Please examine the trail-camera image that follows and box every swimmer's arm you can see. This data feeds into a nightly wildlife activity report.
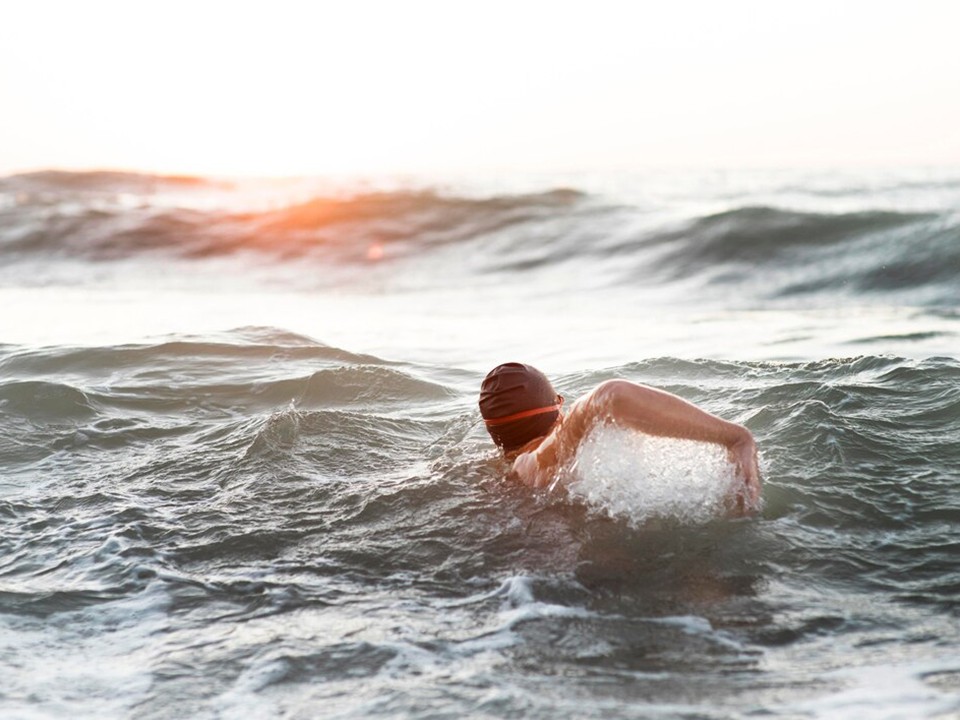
[589,380,761,508]
[516,380,761,506]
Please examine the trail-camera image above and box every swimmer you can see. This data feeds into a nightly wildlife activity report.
[479,363,762,513]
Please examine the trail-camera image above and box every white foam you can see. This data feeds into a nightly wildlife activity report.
[493,575,595,629]
[211,655,295,720]
[789,661,960,720]
[647,615,746,651]
[0,583,167,720]
[431,576,596,658]
[563,425,741,525]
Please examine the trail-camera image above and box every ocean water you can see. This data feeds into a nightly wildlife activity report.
[1,168,958,719]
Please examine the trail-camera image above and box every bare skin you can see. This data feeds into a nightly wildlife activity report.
[508,380,762,514]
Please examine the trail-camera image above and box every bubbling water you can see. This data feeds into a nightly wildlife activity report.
[563,425,741,525]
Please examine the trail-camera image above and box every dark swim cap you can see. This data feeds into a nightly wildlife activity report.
[479,363,560,452]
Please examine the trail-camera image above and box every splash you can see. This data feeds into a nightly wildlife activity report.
[563,425,740,525]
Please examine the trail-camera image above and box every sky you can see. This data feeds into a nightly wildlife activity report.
[1,0,959,177]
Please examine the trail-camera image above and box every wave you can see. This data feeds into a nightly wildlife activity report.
[640,206,932,265]
[1,177,957,305]
[0,331,454,418]
[0,329,378,376]
[0,184,584,256]
[0,330,462,478]
[620,206,957,305]
[0,380,98,420]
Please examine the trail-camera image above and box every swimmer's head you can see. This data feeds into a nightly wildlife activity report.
[479,363,562,453]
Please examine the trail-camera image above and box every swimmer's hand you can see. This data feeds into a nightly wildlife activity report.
[728,433,762,515]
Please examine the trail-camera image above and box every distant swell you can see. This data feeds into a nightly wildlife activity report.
[632,206,957,304]
[0,182,585,264]
[1,169,958,306]
[645,206,931,265]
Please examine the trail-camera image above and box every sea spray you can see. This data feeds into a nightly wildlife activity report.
[563,425,741,525]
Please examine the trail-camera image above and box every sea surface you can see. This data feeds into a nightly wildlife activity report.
[1,168,958,719]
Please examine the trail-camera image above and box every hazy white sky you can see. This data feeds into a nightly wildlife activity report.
[1,0,958,176]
